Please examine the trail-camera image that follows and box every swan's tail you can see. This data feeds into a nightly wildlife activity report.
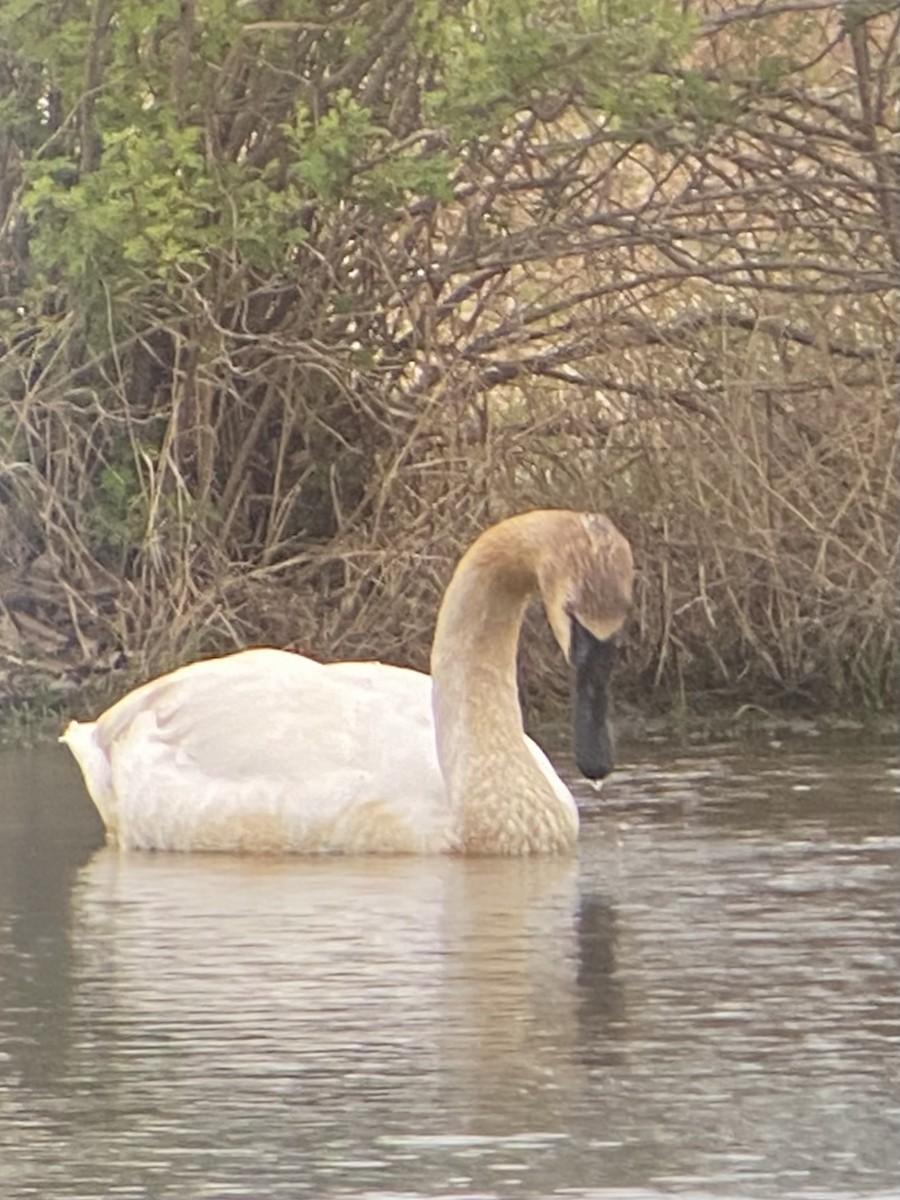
[60,720,117,836]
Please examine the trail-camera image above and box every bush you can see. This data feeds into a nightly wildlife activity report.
[0,0,897,719]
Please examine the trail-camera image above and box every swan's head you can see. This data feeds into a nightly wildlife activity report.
[538,513,634,781]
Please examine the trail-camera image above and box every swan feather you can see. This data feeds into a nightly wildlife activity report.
[62,510,632,856]
[63,647,572,854]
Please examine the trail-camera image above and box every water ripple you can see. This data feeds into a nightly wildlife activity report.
[0,737,897,1198]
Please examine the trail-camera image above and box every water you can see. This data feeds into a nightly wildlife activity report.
[0,734,898,1200]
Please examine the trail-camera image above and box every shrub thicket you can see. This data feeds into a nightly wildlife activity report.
[1,0,897,720]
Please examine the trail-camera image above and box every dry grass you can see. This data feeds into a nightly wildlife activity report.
[1,0,897,721]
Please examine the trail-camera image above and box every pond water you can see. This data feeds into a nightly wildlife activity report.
[0,732,898,1200]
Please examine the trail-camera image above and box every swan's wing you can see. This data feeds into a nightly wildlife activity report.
[73,649,449,853]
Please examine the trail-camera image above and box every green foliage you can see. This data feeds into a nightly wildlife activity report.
[674,68,737,126]
[290,93,377,201]
[842,0,899,33]
[22,116,306,309]
[84,452,149,563]
[283,92,454,209]
[757,55,795,93]
[5,0,694,310]
[419,0,695,133]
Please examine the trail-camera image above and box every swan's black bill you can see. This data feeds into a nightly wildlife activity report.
[570,620,617,781]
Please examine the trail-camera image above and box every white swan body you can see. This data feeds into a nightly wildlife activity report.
[63,648,570,854]
[62,510,633,855]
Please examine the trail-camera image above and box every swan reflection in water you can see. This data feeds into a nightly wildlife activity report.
[71,847,625,1139]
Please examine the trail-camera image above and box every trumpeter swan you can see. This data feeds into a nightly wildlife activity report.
[62,509,633,855]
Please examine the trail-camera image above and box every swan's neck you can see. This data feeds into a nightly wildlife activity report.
[430,513,578,855]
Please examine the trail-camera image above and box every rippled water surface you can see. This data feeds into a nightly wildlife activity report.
[0,734,898,1200]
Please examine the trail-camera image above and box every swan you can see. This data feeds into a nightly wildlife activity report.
[61,509,633,855]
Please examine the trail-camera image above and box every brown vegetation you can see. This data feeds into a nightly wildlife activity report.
[0,0,897,723]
